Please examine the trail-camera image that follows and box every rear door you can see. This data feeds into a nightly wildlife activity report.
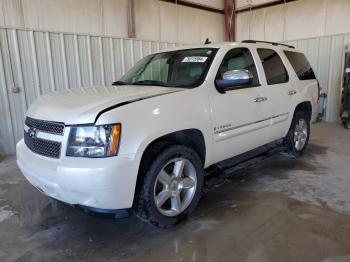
[283,50,319,122]
[256,48,292,142]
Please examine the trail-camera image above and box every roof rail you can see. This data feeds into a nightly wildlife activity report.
[242,40,295,49]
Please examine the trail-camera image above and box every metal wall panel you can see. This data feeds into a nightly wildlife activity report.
[285,33,350,122]
[0,27,178,155]
[0,30,16,154]
[1,27,348,154]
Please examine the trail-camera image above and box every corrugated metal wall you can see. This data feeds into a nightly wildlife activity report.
[285,33,350,123]
[0,27,178,155]
[1,27,348,155]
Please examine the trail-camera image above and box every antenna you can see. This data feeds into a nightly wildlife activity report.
[204,38,211,45]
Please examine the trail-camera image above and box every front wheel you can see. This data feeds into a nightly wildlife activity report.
[284,110,310,157]
[133,145,204,228]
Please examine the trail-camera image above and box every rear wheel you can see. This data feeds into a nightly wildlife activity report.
[133,145,204,228]
[345,121,350,129]
[284,110,310,157]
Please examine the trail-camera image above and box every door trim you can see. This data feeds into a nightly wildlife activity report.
[214,113,289,142]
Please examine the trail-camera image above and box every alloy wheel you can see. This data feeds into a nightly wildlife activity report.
[153,158,197,217]
[294,118,308,151]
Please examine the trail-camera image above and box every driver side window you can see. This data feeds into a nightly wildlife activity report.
[216,48,259,87]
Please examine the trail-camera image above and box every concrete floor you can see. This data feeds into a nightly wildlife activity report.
[1,122,350,261]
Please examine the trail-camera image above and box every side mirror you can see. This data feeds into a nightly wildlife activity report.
[215,69,253,93]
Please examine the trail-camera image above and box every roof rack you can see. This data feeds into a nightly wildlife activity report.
[241,40,295,49]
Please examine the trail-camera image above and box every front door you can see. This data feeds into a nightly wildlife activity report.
[208,47,271,164]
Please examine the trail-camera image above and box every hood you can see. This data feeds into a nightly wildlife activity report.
[27,85,183,124]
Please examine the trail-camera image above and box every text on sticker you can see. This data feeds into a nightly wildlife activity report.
[182,56,208,63]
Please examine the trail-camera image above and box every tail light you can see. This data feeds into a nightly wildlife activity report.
[316,79,320,104]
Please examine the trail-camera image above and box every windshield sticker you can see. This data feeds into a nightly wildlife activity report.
[182,56,208,63]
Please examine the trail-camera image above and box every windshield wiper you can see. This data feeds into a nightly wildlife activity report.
[131,80,170,87]
[112,80,127,85]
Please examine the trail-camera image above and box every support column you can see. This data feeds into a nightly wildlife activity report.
[127,0,136,38]
[224,0,235,42]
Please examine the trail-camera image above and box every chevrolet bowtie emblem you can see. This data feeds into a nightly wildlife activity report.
[28,127,38,138]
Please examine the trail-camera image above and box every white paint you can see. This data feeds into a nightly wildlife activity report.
[17,42,318,210]
[26,85,183,125]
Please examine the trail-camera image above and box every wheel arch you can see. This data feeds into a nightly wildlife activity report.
[138,129,206,170]
[133,128,206,207]
[293,101,312,120]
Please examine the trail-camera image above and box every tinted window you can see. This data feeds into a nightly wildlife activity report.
[216,48,259,86]
[284,51,316,80]
[257,48,289,85]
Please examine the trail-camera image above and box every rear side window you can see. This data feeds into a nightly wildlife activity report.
[257,48,289,85]
[284,51,316,80]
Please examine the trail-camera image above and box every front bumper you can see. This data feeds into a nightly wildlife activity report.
[16,139,142,209]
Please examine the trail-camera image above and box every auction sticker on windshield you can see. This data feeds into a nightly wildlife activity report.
[182,56,208,63]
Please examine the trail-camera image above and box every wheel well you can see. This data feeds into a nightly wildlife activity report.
[137,129,205,176]
[134,129,206,206]
[294,101,312,120]
[141,129,205,165]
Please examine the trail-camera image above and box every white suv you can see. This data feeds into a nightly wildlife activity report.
[16,41,319,227]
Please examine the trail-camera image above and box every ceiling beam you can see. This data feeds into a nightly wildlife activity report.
[236,0,297,14]
[160,0,224,14]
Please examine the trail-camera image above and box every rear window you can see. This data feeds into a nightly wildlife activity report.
[257,48,289,85]
[284,51,316,80]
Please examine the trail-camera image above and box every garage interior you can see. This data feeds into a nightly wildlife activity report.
[1,0,350,261]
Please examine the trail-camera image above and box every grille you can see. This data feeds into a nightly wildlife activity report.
[25,117,65,135]
[24,131,61,158]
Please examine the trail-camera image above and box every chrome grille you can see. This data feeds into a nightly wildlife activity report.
[25,117,65,135]
[24,131,61,158]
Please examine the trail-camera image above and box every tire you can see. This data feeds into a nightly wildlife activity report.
[284,110,310,157]
[345,121,350,129]
[133,145,204,228]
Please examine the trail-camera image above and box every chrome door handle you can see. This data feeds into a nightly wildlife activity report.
[254,97,267,102]
[288,90,297,95]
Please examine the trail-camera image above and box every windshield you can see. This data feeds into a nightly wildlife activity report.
[117,48,218,88]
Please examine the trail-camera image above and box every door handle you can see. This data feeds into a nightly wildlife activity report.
[288,90,297,95]
[254,97,268,102]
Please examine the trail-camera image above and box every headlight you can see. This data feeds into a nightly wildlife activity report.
[66,124,121,157]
